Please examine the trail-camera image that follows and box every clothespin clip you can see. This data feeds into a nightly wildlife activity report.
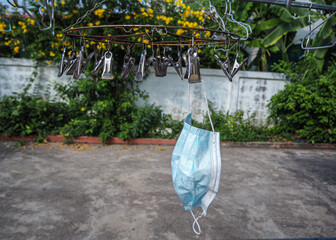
[231,53,248,78]
[80,51,94,74]
[214,53,232,82]
[101,50,114,79]
[65,50,78,75]
[135,48,148,82]
[187,47,201,83]
[168,49,183,80]
[121,45,135,79]
[58,45,68,77]
[73,45,84,80]
[153,47,169,77]
[182,51,189,80]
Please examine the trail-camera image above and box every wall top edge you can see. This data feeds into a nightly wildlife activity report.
[0,57,285,80]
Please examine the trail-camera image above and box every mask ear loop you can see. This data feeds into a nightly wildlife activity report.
[201,80,215,132]
[190,209,205,235]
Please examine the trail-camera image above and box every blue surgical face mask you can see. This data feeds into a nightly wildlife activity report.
[171,80,221,235]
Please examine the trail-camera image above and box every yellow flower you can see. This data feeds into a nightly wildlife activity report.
[81,107,85,111]
[41,8,45,12]
[88,22,93,26]
[147,44,151,48]
[47,61,52,65]
[93,9,105,18]
[39,50,46,56]
[5,10,9,14]
[147,8,153,14]
[64,14,73,19]
[50,51,55,57]
[94,119,97,122]
[61,0,65,5]
[125,15,131,20]
[0,22,6,31]
[14,46,19,53]
[72,10,78,14]
[54,2,57,7]
[95,21,100,25]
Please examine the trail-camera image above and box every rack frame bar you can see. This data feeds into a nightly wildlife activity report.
[238,0,336,12]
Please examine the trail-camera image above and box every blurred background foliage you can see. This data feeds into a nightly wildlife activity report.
[1,0,335,70]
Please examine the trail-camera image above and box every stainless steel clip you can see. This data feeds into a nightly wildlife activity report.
[121,46,135,79]
[57,46,68,77]
[187,47,201,83]
[65,50,77,75]
[101,50,114,80]
[135,49,153,82]
[214,53,232,82]
[168,50,183,80]
[80,51,94,74]
[73,46,84,80]
[182,52,189,79]
[231,55,248,78]
[92,54,105,76]
[153,47,169,77]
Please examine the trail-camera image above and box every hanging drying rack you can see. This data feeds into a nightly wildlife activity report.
[238,0,336,12]
[62,24,240,47]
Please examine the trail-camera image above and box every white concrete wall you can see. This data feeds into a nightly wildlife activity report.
[140,68,286,124]
[0,57,286,124]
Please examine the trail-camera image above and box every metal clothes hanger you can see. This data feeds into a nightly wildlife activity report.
[301,3,315,57]
[224,0,252,40]
[301,10,336,50]
[0,16,12,33]
[7,0,55,34]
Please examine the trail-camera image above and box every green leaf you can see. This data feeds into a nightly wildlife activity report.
[262,16,309,47]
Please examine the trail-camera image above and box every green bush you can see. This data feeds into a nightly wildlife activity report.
[193,107,270,142]
[0,82,72,138]
[268,57,336,143]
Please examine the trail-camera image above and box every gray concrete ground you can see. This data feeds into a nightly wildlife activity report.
[0,141,336,240]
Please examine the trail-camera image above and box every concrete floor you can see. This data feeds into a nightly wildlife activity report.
[0,141,336,240]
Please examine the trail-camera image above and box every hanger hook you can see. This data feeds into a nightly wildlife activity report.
[286,0,293,9]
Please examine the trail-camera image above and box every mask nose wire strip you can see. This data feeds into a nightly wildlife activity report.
[190,210,204,235]
[201,80,215,132]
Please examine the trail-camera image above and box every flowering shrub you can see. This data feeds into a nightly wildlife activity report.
[0,0,248,68]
